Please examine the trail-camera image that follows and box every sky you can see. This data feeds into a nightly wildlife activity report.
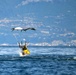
[0,0,76,46]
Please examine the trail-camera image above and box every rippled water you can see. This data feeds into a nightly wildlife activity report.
[0,46,76,75]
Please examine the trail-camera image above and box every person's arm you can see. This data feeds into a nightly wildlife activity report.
[18,43,23,48]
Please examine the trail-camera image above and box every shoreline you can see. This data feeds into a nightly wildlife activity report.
[0,45,76,48]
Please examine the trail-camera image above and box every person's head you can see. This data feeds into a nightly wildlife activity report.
[24,45,26,47]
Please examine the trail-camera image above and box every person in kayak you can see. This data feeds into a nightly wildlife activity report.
[19,42,30,55]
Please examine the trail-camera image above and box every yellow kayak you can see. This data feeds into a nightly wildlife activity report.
[19,49,30,57]
[22,49,30,55]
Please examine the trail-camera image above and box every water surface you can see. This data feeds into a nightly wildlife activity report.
[0,46,76,75]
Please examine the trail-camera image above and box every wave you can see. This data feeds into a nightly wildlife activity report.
[0,54,76,61]
[0,46,76,61]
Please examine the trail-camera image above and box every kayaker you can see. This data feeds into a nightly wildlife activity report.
[19,42,30,55]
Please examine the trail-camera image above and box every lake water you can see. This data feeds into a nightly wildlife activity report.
[0,46,76,75]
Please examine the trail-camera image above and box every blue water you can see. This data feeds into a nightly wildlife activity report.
[0,46,76,75]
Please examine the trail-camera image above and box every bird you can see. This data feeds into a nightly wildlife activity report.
[12,27,36,31]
